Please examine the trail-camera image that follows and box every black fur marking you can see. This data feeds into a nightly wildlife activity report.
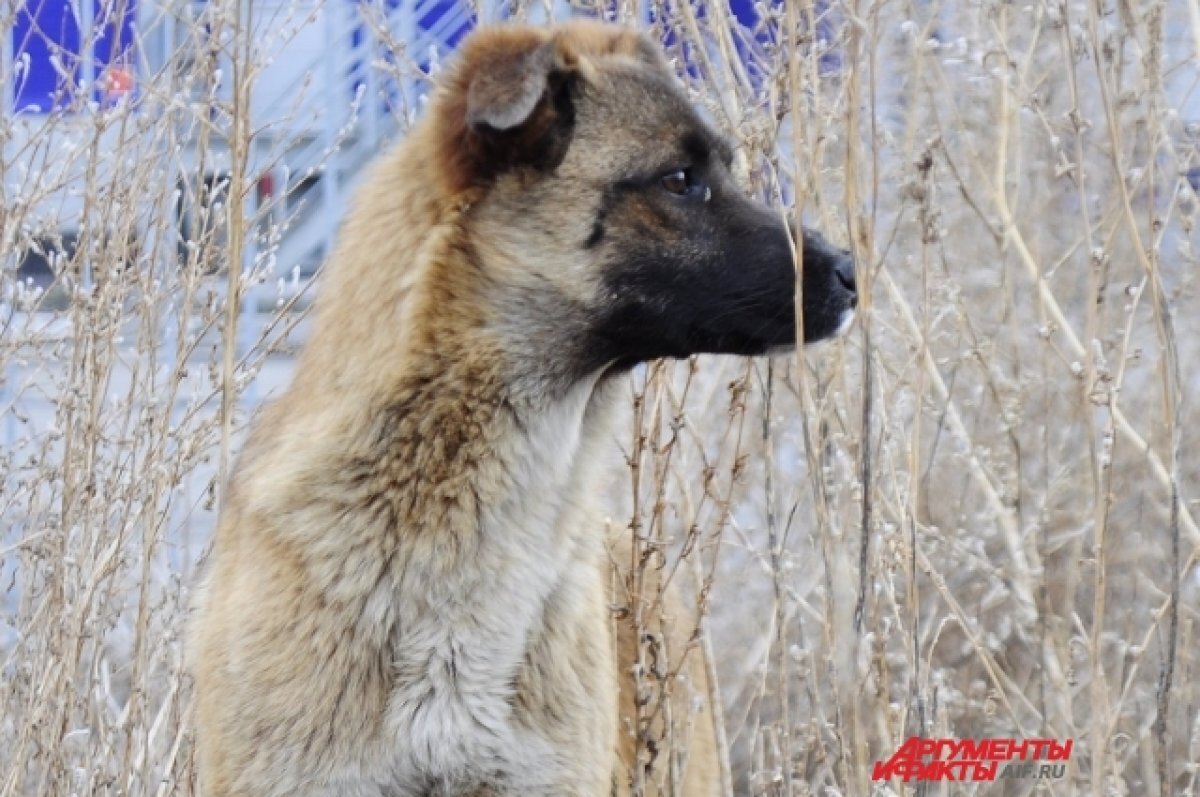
[584,187,624,249]
[680,131,711,167]
[585,221,605,248]
[679,130,733,169]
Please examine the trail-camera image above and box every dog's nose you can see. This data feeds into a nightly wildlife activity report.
[835,253,857,305]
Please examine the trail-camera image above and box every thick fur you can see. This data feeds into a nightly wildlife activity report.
[191,21,855,797]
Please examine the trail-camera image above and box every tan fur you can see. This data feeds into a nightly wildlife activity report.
[191,21,722,797]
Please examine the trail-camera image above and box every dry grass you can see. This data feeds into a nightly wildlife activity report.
[1,0,1197,794]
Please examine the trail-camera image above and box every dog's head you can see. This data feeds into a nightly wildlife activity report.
[429,22,856,373]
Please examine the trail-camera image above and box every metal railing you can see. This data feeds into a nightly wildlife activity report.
[259,0,474,279]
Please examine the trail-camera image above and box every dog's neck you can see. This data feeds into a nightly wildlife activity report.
[379,356,607,519]
[342,256,619,556]
[350,320,619,679]
[290,170,621,560]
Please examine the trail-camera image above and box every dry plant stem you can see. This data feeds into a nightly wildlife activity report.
[926,39,1199,547]
[909,138,934,753]
[1083,4,1184,789]
[993,3,1113,790]
[875,263,1038,615]
[690,368,757,757]
[759,361,794,796]
[692,558,735,797]
[219,0,253,504]
[928,5,1191,788]
[672,0,739,133]
[875,268,1047,729]
[914,544,1033,734]
[842,1,876,792]
[781,2,810,792]
[1056,0,1103,766]
[986,4,1043,622]
[846,0,871,641]
[782,0,860,791]
[627,369,651,797]
[625,360,698,795]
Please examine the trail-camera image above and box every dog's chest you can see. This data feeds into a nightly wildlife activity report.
[377,545,603,793]
[360,379,619,792]
[374,385,612,792]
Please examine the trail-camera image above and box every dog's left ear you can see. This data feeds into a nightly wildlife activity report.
[465,37,573,132]
[435,28,580,193]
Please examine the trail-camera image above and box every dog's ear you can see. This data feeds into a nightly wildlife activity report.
[434,27,580,194]
[465,37,569,132]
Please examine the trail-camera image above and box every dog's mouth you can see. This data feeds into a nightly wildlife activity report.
[761,304,855,358]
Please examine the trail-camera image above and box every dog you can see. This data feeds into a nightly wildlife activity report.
[190,20,856,796]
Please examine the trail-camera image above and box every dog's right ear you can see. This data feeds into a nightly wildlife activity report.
[434,27,580,194]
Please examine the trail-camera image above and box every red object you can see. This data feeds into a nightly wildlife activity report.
[257,173,275,201]
[101,65,135,99]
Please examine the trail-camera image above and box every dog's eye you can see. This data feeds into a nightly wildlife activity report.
[660,168,704,198]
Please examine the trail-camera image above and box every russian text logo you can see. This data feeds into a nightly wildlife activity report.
[872,737,1072,782]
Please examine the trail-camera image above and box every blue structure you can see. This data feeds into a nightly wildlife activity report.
[11,0,138,112]
[5,0,839,291]
[7,0,826,113]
